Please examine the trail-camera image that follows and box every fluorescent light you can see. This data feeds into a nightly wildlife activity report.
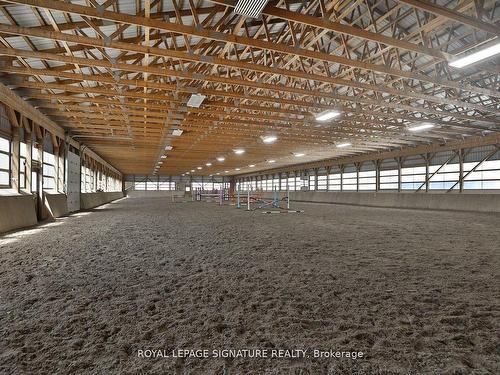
[234,0,269,18]
[161,155,167,159]
[216,156,225,162]
[234,148,245,155]
[294,153,305,157]
[186,93,206,108]
[224,170,229,173]
[164,145,173,150]
[267,159,276,163]
[206,162,212,166]
[235,168,241,171]
[248,164,255,167]
[336,142,351,148]
[158,161,163,164]
[261,135,277,144]
[197,166,202,170]
[408,123,435,132]
[315,110,341,122]
[172,129,183,136]
[449,41,500,68]
[216,172,220,175]
[191,169,195,172]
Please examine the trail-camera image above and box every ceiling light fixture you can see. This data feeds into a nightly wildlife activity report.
[294,153,305,157]
[216,156,225,162]
[408,123,435,132]
[234,0,269,18]
[336,142,351,148]
[315,109,341,122]
[449,41,500,68]
[165,145,173,151]
[186,93,206,108]
[234,148,245,155]
[267,159,276,163]
[206,162,212,166]
[248,164,255,167]
[161,155,167,159]
[172,129,183,136]
[197,166,202,170]
[261,135,277,144]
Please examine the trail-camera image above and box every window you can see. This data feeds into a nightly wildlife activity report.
[328,172,341,191]
[281,177,288,191]
[0,136,10,187]
[342,171,357,191]
[317,175,327,190]
[19,142,27,189]
[159,181,176,190]
[358,170,376,191]
[146,179,158,191]
[429,163,459,190]
[272,178,279,190]
[266,178,272,191]
[202,182,214,191]
[43,151,56,190]
[134,182,146,190]
[380,169,399,190]
[85,166,93,192]
[256,179,262,190]
[295,177,303,190]
[309,175,316,190]
[463,160,500,190]
[401,166,426,190]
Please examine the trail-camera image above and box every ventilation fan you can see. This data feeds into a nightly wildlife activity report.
[234,0,269,19]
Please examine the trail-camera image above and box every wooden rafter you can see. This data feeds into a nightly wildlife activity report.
[0,0,498,175]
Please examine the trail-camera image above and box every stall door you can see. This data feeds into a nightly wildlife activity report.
[67,151,80,212]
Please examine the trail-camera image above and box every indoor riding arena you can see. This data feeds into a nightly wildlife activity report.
[0,0,498,374]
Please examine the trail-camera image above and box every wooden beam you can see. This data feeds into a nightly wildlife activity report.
[0,82,122,175]
[398,0,499,36]
[236,133,500,177]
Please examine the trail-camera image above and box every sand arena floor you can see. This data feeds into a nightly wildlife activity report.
[0,197,499,374]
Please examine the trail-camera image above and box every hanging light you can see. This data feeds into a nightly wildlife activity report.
[449,41,500,68]
[408,123,435,132]
[261,135,277,144]
[336,142,351,148]
[315,110,341,122]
